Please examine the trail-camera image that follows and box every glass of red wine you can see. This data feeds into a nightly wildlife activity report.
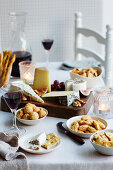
[42,38,54,68]
[2,85,25,136]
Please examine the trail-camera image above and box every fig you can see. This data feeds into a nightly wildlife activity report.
[80,90,90,97]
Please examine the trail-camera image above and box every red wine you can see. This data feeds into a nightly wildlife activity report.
[11,51,32,77]
[4,91,22,110]
[42,39,54,50]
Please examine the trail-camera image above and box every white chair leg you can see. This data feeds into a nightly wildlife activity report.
[105,25,113,86]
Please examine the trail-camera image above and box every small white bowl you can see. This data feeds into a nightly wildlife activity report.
[66,115,107,138]
[90,129,113,155]
[69,67,102,89]
[16,107,48,125]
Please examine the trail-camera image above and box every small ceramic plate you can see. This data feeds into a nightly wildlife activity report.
[19,132,61,154]
[66,115,107,138]
[16,107,48,125]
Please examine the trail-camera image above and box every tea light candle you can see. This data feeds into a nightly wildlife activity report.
[99,105,110,114]
[23,72,33,82]
[19,61,38,83]
[93,87,113,119]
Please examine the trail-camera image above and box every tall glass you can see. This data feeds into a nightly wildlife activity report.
[8,11,32,77]
[42,38,54,68]
[2,84,25,136]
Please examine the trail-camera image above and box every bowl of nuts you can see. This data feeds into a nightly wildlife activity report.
[16,103,48,125]
[70,67,102,89]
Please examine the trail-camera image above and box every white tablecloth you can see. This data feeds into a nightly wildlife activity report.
[0,65,113,170]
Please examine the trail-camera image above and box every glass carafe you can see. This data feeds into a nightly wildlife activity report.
[8,12,32,77]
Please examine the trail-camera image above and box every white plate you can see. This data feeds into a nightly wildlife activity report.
[66,115,107,138]
[90,129,113,155]
[16,107,48,125]
[64,60,100,68]
[19,132,61,154]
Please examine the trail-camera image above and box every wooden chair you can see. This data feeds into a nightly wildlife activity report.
[75,12,113,86]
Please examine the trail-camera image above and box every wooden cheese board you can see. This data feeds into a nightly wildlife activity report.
[1,92,93,119]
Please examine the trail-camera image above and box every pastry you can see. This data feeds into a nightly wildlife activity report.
[71,116,106,133]
[41,133,61,150]
[17,103,47,120]
[92,132,113,147]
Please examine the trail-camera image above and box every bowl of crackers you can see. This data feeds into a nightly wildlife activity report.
[66,115,107,138]
[70,67,102,89]
[16,103,48,125]
[90,129,113,155]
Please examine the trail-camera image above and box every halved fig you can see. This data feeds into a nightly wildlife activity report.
[80,90,90,97]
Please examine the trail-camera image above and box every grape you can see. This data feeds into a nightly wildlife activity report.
[51,84,55,91]
[54,80,59,87]
[60,82,65,87]
[59,82,65,91]
[56,84,61,91]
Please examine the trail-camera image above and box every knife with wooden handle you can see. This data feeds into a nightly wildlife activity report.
[57,122,85,145]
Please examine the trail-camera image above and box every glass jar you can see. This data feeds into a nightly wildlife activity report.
[93,87,113,119]
[19,61,38,84]
[8,12,32,77]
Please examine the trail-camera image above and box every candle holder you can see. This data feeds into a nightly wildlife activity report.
[19,61,38,83]
[93,87,113,119]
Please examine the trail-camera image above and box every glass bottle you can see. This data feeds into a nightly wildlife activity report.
[8,12,32,77]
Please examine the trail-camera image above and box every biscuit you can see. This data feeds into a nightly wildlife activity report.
[97,120,105,129]
[41,133,61,150]
[88,126,97,133]
[71,121,79,131]
[79,125,89,131]
[17,109,24,118]
[81,116,92,121]
[93,120,101,130]
[92,132,113,147]
[71,116,105,134]
[24,103,33,114]
[23,113,30,120]
[30,112,39,120]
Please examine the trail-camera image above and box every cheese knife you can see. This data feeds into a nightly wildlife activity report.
[57,122,85,145]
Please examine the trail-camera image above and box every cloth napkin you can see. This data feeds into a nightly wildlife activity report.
[0,132,29,170]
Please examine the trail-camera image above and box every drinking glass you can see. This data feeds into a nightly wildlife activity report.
[2,84,25,136]
[41,38,54,68]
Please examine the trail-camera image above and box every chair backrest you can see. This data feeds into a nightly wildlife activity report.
[75,12,113,86]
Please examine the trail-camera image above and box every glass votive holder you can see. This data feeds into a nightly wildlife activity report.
[19,61,38,84]
[93,87,113,119]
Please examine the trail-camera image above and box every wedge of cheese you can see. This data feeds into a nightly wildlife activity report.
[33,67,51,92]
[11,80,44,103]
[42,91,79,106]
[42,91,79,98]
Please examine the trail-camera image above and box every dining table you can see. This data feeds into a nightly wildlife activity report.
[0,61,113,170]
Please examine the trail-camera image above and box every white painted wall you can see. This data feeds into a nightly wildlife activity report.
[0,0,112,62]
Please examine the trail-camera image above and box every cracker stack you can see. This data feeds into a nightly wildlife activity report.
[0,51,15,87]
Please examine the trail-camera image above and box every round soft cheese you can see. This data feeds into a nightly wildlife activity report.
[65,79,74,91]
[72,79,87,91]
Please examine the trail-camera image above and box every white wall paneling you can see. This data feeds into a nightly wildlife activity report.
[0,0,112,62]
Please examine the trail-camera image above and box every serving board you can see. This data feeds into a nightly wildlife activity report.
[1,92,93,119]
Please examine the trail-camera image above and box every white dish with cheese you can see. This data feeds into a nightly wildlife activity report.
[19,132,61,154]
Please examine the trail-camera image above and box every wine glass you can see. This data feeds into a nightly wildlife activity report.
[2,84,25,136]
[42,38,54,68]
